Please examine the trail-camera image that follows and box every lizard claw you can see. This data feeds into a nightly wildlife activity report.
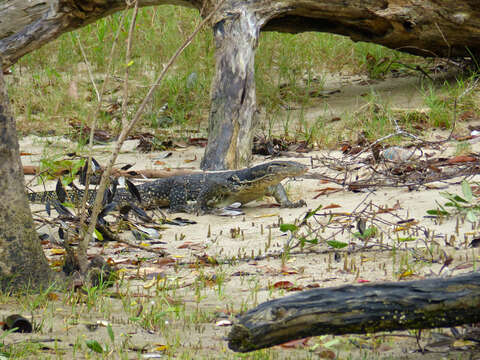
[194,206,214,216]
[168,204,195,214]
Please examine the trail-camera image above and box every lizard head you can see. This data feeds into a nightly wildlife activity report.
[256,161,308,180]
[229,161,308,188]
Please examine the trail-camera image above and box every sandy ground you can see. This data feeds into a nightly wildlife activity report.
[11,71,480,359]
[21,134,480,280]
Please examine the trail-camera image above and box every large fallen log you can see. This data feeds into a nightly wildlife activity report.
[228,272,480,352]
[3,1,480,69]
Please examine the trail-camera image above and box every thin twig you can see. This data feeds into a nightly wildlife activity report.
[121,0,139,126]
[79,1,226,273]
[434,22,451,58]
[75,35,101,102]
[78,9,128,237]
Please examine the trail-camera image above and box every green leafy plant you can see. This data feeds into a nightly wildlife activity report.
[427,180,478,222]
[39,156,86,184]
[423,85,451,128]
[353,226,378,241]
[279,205,323,249]
[86,339,105,354]
[85,324,114,355]
[326,240,348,249]
[0,327,18,358]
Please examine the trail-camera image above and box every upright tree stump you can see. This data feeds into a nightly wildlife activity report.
[200,6,265,170]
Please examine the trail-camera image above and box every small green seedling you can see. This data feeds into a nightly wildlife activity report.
[280,205,323,249]
[427,180,478,222]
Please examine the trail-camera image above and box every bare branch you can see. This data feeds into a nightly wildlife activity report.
[79,0,226,272]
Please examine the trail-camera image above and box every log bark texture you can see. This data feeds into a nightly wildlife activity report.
[0,0,200,69]
[0,56,56,289]
[2,1,480,169]
[200,5,265,170]
[228,272,480,352]
[3,0,480,69]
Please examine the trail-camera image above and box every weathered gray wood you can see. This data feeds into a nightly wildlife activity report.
[3,1,480,67]
[0,0,199,69]
[228,272,480,352]
[200,5,265,170]
[0,55,56,289]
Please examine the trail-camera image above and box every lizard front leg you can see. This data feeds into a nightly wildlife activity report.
[195,181,230,215]
[267,184,306,208]
[168,186,195,213]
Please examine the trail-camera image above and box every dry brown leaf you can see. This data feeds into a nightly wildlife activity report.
[323,203,341,210]
[157,257,176,266]
[47,292,60,301]
[280,265,298,275]
[273,281,303,291]
[184,155,197,163]
[177,242,204,251]
[278,337,310,349]
[313,187,341,198]
[447,155,476,164]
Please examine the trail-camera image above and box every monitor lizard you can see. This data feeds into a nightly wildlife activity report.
[27,160,308,214]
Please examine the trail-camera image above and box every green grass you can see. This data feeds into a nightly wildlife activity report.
[7,5,448,144]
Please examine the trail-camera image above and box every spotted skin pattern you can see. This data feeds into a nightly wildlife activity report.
[28,161,308,214]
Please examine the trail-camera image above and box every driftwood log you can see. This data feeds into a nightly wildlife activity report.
[228,272,480,352]
[2,1,480,170]
[22,165,196,178]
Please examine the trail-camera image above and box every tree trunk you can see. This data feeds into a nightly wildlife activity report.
[227,272,480,352]
[0,58,56,289]
[200,6,265,170]
[2,1,480,169]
